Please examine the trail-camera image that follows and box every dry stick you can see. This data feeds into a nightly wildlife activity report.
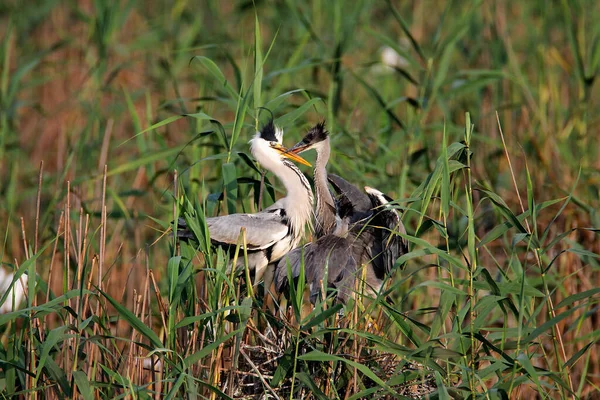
[128,289,140,381]
[34,161,43,255]
[137,340,143,394]
[132,290,141,383]
[78,214,90,286]
[95,167,107,390]
[19,219,36,396]
[155,347,164,400]
[496,113,574,396]
[72,212,90,380]
[97,119,114,195]
[150,270,169,338]
[64,181,72,377]
[66,181,71,289]
[68,205,82,278]
[83,256,98,379]
[99,166,107,292]
[74,209,85,334]
[210,337,226,400]
[118,251,139,368]
[229,248,246,396]
[133,257,146,387]
[143,248,159,397]
[239,349,279,398]
[45,211,64,330]
[353,278,360,397]
[80,213,89,278]
[77,209,83,274]
[189,305,199,377]
[19,218,31,321]
[76,209,87,392]
[86,255,99,381]
[246,320,278,348]
[140,250,150,339]
[20,218,30,260]
[374,279,386,334]
[33,161,43,377]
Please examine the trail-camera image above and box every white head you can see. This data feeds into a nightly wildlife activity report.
[249,120,314,237]
[249,120,311,171]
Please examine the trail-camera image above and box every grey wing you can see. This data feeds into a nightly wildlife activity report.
[328,174,372,217]
[330,253,357,304]
[364,186,409,274]
[306,236,353,303]
[382,218,408,273]
[207,212,288,250]
[353,227,386,280]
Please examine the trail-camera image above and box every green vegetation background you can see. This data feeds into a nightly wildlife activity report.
[0,1,598,398]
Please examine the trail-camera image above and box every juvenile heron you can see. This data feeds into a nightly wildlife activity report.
[178,120,314,287]
[293,121,338,238]
[307,186,405,303]
[274,124,408,303]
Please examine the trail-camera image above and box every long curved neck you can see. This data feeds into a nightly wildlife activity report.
[275,159,314,236]
[249,134,313,238]
[314,138,336,237]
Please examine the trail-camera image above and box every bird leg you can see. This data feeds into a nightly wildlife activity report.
[261,263,282,315]
[253,259,269,288]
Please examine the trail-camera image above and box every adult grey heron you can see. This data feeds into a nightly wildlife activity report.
[178,120,314,287]
[274,124,408,303]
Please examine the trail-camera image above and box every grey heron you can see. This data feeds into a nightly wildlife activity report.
[294,121,338,238]
[178,120,314,287]
[274,124,408,303]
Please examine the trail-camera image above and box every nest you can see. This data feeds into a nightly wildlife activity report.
[219,321,437,399]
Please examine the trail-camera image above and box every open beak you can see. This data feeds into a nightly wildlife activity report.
[288,142,312,155]
[272,143,312,167]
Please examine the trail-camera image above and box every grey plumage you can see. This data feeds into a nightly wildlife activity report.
[178,120,314,287]
[327,173,374,224]
[364,187,408,278]
[274,123,408,303]
[300,191,362,303]
[302,187,407,303]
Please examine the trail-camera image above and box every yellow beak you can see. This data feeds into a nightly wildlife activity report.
[272,143,312,167]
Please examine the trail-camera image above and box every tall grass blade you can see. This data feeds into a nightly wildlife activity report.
[254,11,263,111]
[73,370,94,400]
[222,162,238,215]
[99,288,163,348]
